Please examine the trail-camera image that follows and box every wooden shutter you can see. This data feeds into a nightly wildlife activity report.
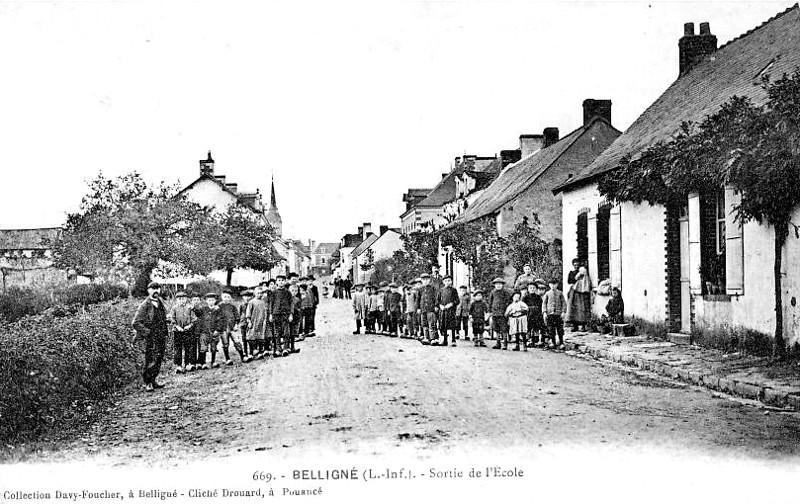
[725,186,744,295]
[609,205,622,288]
[587,212,598,285]
[688,193,702,294]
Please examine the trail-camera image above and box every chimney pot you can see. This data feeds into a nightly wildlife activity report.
[699,22,710,35]
[380,225,389,235]
[684,22,695,36]
[519,134,544,158]
[679,21,717,75]
[543,127,560,148]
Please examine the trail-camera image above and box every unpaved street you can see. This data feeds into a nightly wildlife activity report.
[26,298,800,465]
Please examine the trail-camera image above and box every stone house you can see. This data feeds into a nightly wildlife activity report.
[553,7,800,347]
[0,227,72,290]
[350,227,404,284]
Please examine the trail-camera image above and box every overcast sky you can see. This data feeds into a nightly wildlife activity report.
[0,0,794,243]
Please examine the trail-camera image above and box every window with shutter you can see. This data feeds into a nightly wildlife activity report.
[724,186,744,295]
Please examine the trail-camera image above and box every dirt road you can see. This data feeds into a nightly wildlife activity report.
[20,298,800,465]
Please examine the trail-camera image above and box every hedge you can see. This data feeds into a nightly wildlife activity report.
[0,282,129,323]
[0,298,141,444]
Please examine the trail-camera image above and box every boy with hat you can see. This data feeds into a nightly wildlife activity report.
[168,290,196,373]
[366,284,381,334]
[352,283,367,334]
[269,275,293,357]
[132,282,169,391]
[455,285,471,341]
[436,276,459,347]
[522,280,545,348]
[487,277,512,350]
[307,274,320,337]
[376,281,389,334]
[542,278,567,349]
[386,283,403,337]
[300,281,317,339]
[404,280,420,339]
[246,286,268,359]
[417,273,438,345]
[191,291,212,369]
[219,290,246,365]
[239,290,254,360]
[289,284,303,353]
[469,289,488,347]
[204,292,226,368]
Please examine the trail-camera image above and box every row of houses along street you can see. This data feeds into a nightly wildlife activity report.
[333,5,800,355]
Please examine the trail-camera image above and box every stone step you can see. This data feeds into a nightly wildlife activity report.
[668,332,691,345]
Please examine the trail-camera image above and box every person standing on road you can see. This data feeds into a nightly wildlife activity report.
[219,290,246,365]
[543,279,567,349]
[307,274,320,337]
[386,283,403,337]
[168,290,196,374]
[522,281,545,348]
[344,277,352,299]
[403,280,420,339]
[487,278,512,350]
[270,275,294,357]
[132,282,169,392]
[352,283,367,334]
[469,290,488,347]
[455,285,471,341]
[437,276,459,347]
[366,285,381,334]
[505,291,529,351]
[418,273,438,345]
[239,290,254,361]
[300,282,316,339]
[246,286,268,359]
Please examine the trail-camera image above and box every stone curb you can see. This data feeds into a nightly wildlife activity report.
[565,341,798,411]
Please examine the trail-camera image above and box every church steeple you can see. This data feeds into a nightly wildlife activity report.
[265,173,283,237]
[270,175,278,209]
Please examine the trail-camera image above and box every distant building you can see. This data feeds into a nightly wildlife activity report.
[310,242,340,277]
[0,228,73,290]
[350,227,404,284]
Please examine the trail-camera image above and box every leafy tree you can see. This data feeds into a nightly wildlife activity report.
[399,228,439,269]
[599,69,800,358]
[201,205,281,286]
[505,214,563,283]
[359,248,375,273]
[50,173,212,296]
[439,215,507,292]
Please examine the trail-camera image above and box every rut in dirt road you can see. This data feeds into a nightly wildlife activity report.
[31,298,800,464]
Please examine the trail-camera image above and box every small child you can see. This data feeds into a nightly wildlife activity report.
[456,285,471,341]
[204,292,225,368]
[387,283,403,337]
[600,286,625,334]
[219,290,246,365]
[290,284,303,353]
[239,290,254,361]
[367,286,381,334]
[522,282,544,347]
[542,279,567,349]
[352,283,367,334]
[299,283,316,339]
[469,290,488,347]
[168,290,196,373]
[505,291,529,351]
[376,283,388,334]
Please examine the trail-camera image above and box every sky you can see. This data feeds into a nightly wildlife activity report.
[0,0,795,243]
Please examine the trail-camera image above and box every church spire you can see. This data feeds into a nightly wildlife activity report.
[270,174,277,209]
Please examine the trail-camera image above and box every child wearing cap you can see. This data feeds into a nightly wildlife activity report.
[219,290,246,365]
[239,290,254,361]
[192,293,212,369]
[269,275,293,357]
[289,284,303,353]
[455,285,471,341]
[376,282,388,334]
[387,283,403,337]
[204,292,226,368]
[505,291,529,351]
[168,291,196,373]
[366,285,381,334]
[418,274,438,345]
[469,290,488,347]
[488,278,512,350]
[522,282,544,348]
[300,282,317,339]
[542,279,567,349]
[352,283,367,334]
[403,281,420,339]
[436,276,459,347]
[246,286,269,359]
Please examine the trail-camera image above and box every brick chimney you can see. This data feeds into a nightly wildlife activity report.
[362,223,372,239]
[225,183,238,193]
[500,149,522,167]
[583,99,612,126]
[379,225,389,235]
[679,22,717,76]
[519,134,544,158]
[543,127,560,148]
[199,150,214,176]
[357,226,363,237]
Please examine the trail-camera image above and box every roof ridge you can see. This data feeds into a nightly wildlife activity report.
[717,3,798,51]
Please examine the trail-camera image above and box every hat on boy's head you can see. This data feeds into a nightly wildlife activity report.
[241,290,254,297]
[298,276,308,282]
[354,283,364,288]
[473,289,484,296]
[414,277,422,284]
[175,290,188,298]
[189,291,201,298]
[308,274,315,280]
[534,278,546,286]
[492,277,506,285]
[276,275,286,280]
[288,272,299,278]
[549,278,559,284]
[420,273,431,279]
[205,292,218,299]
[389,283,398,288]
[222,288,233,295]
[147,281,161,290]
[443,275,452,281]
[459,285,468,290]
[379,281,389,287]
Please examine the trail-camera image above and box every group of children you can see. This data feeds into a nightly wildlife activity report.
[167,273,319,373]
[351,267,573,351]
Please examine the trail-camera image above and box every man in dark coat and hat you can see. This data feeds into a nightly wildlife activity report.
[132,282,169,392]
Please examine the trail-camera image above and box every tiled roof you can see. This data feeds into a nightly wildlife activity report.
[350,234,378,258]
[313,242,340,254]
[178,174,262,214]
[414,167,464,208]
[0,228,61,251]
[557,4,800,192]
[454,118,619,224]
